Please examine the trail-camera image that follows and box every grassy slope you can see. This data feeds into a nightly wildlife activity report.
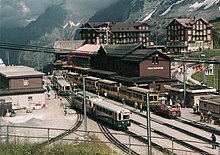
[0,135,114,155]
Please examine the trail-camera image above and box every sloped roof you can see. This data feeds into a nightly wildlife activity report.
[171,18,213,28]
[75,44,101,54]
[53,40,85,53]
[83,22,150,32]
[102,44,140,57]
[0,66,44,78]
[121,49,155,62]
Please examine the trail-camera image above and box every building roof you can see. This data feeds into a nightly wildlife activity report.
[200,95,220,104]
[121,49,155,62]
[75,44,101,54]
[170,18,213,28]
[113,76,177,86]
[102,44,140,57]
[82,22,150,33]
[164,84,216,93]
[0,66,44,78]
[53,40,85,53]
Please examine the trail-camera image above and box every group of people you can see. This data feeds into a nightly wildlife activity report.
[200,110,212,123]
[133,101,143,113]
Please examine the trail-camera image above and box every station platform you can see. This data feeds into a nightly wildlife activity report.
[180,108,220,131]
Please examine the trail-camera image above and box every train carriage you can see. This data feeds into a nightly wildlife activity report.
[66,72,82,87]
[84,76,100,93]
[119,86,158,110]
[97,79,119,99]
[71,91,101,114]
[93,99,131,129]
[53,76,72,96]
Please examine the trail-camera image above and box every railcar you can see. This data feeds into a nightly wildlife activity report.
[119,86,158,111]
[84,76,100,93]
[93,99,131,128]
[66,72,82,86]
[71,91,131,129]
[71,91,101,114]
[97,79,119,99]
[53,76,72,96]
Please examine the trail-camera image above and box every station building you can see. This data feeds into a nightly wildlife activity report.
[164,84,217,108]
[65,43,177,94]
[0,66,46,109]
[199,95,220,119]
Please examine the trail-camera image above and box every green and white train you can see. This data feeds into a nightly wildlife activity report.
[71,91,131,129]
[52,76,72,96]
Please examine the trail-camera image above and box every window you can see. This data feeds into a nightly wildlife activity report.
[152,54,159,64]
[28,96,33,102]
[24,78,29,86]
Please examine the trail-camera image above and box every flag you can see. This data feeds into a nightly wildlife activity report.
[195,64,204,73]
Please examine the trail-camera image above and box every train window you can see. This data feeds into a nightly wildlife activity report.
[154,96,158,101]
[66,86,70,90]
[128,92,132,98]
[123,115,129,120]
[118,113,122,120]
[139,95,142,100]
[135,94,138,98]
[149,96,153,101]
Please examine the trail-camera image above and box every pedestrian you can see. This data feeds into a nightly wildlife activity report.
[200,111,204,122]
[134,101,138,111]
[64,109,67,116]
[211,133,217,149]
[122,98,125,106]
[104,92,107,98]
[196,103,199,113]
[207,110,212,123]
[140,103,143,113]
[55,93,57,99]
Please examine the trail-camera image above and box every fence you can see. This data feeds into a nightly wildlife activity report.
[0,124,219,155]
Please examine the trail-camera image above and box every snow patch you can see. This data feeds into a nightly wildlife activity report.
[160,0,185,16]
[63,21,80,29]
[140,10,156,22]
[189,0,220,11]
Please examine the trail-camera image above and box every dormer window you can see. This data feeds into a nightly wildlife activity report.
[152,54,159,64]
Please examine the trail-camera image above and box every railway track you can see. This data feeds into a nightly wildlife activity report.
[38,96,83,146]
[39,113,83,146]
[97,123,139,155]
[125,130,176,155]
[131,119,212,155]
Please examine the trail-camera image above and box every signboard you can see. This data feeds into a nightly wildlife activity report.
[205,64,213,75]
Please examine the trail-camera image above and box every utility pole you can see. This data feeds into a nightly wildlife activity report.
[146,93,152,154]
[183,51,187,108]
[83,77,88,140]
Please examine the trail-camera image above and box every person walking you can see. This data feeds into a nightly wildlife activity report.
[122,98,125,106]
[140,103,143,113]
[211,133,217,149]
[200,111,204,122]
[104,92,107,98]
[134,101,138,111]
[196,103,199,113]
[207,110,212,123]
